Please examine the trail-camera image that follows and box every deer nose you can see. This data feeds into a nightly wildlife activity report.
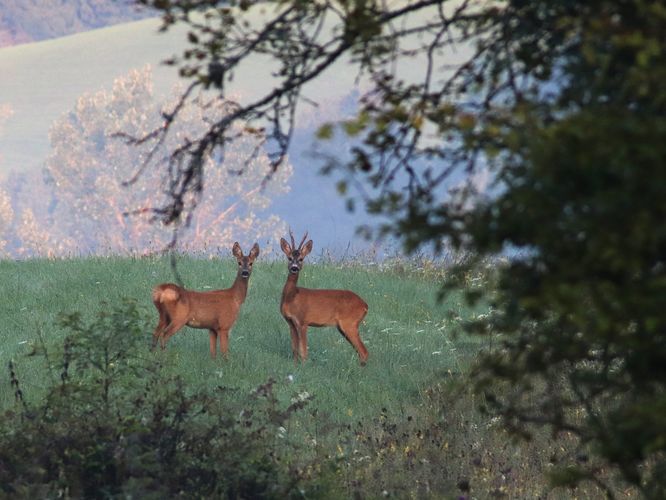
[241,269,250,278]
[289,265,299,273]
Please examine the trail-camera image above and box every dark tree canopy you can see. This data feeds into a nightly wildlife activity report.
[136,0,666,495]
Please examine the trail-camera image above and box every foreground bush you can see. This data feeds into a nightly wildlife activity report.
[0,263,635,498]
[0,301,321,498]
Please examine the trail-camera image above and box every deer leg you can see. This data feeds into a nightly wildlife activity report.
[298,325,309,362]
[286,318,300,363]
[159,318,188,351]
[151,310,169,351]
[337,320,369,366]
[209,330,218,358]
[218,329,230,359]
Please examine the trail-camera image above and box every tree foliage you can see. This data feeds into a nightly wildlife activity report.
[137,0,666,495]
[0,170,56,257]
[0,301,318,498]
[0,67,291,256]
[0,104,15,254]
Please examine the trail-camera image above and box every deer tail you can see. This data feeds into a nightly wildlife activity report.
[152,285,180,304]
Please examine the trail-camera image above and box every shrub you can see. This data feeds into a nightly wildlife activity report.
[0,300,320,498]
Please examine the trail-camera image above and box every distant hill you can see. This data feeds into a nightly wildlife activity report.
[0,0,151,47]
[0,17,186,172]
[0,16,380,253]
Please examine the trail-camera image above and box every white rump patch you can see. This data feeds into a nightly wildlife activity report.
[160,288,179,302]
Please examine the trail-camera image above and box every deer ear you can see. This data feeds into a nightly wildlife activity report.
[280,237,292,256]
[232,242,242,258]
[301,240,313,258]
[250,243,260,259]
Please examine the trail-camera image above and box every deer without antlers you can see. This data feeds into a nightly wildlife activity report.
[280,231,369,365]
[151,242,259,358]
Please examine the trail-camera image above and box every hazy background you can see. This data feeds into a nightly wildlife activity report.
[0,1,470,258]
[0,12,382,256]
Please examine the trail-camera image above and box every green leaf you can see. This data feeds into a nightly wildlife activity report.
[316,122,334,140]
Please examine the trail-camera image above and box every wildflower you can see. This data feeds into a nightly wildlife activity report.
[291,391,311,403]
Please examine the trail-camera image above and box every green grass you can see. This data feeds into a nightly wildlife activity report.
[0,255,484,422]
[0,256,628,498]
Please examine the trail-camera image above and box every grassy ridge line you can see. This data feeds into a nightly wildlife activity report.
[0,255,484,421]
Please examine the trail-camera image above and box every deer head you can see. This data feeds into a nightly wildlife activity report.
[280,231,313,274]
[232,241,260,279]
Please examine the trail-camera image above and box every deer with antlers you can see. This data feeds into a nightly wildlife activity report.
[151,242,260,358]
[280,231,369,365]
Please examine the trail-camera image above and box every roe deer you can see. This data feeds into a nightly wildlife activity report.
[280,231,369,365]
[151,242,259,358]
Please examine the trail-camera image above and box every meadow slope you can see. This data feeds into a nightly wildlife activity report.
[0,256,624,498]
[0,255,483,420]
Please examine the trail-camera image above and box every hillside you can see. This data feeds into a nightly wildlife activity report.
[0,17,185,172]
[0,0,151,47]
[0,256,617,498]
[0,16,380,253]
[0,4,478,255]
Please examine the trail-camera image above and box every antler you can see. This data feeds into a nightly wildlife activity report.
[289,228,296,250]
[287,229,308,251]
[298,231,309,251]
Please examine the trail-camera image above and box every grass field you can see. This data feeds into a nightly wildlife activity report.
[0,255,620,498]
[1,254,483,417]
